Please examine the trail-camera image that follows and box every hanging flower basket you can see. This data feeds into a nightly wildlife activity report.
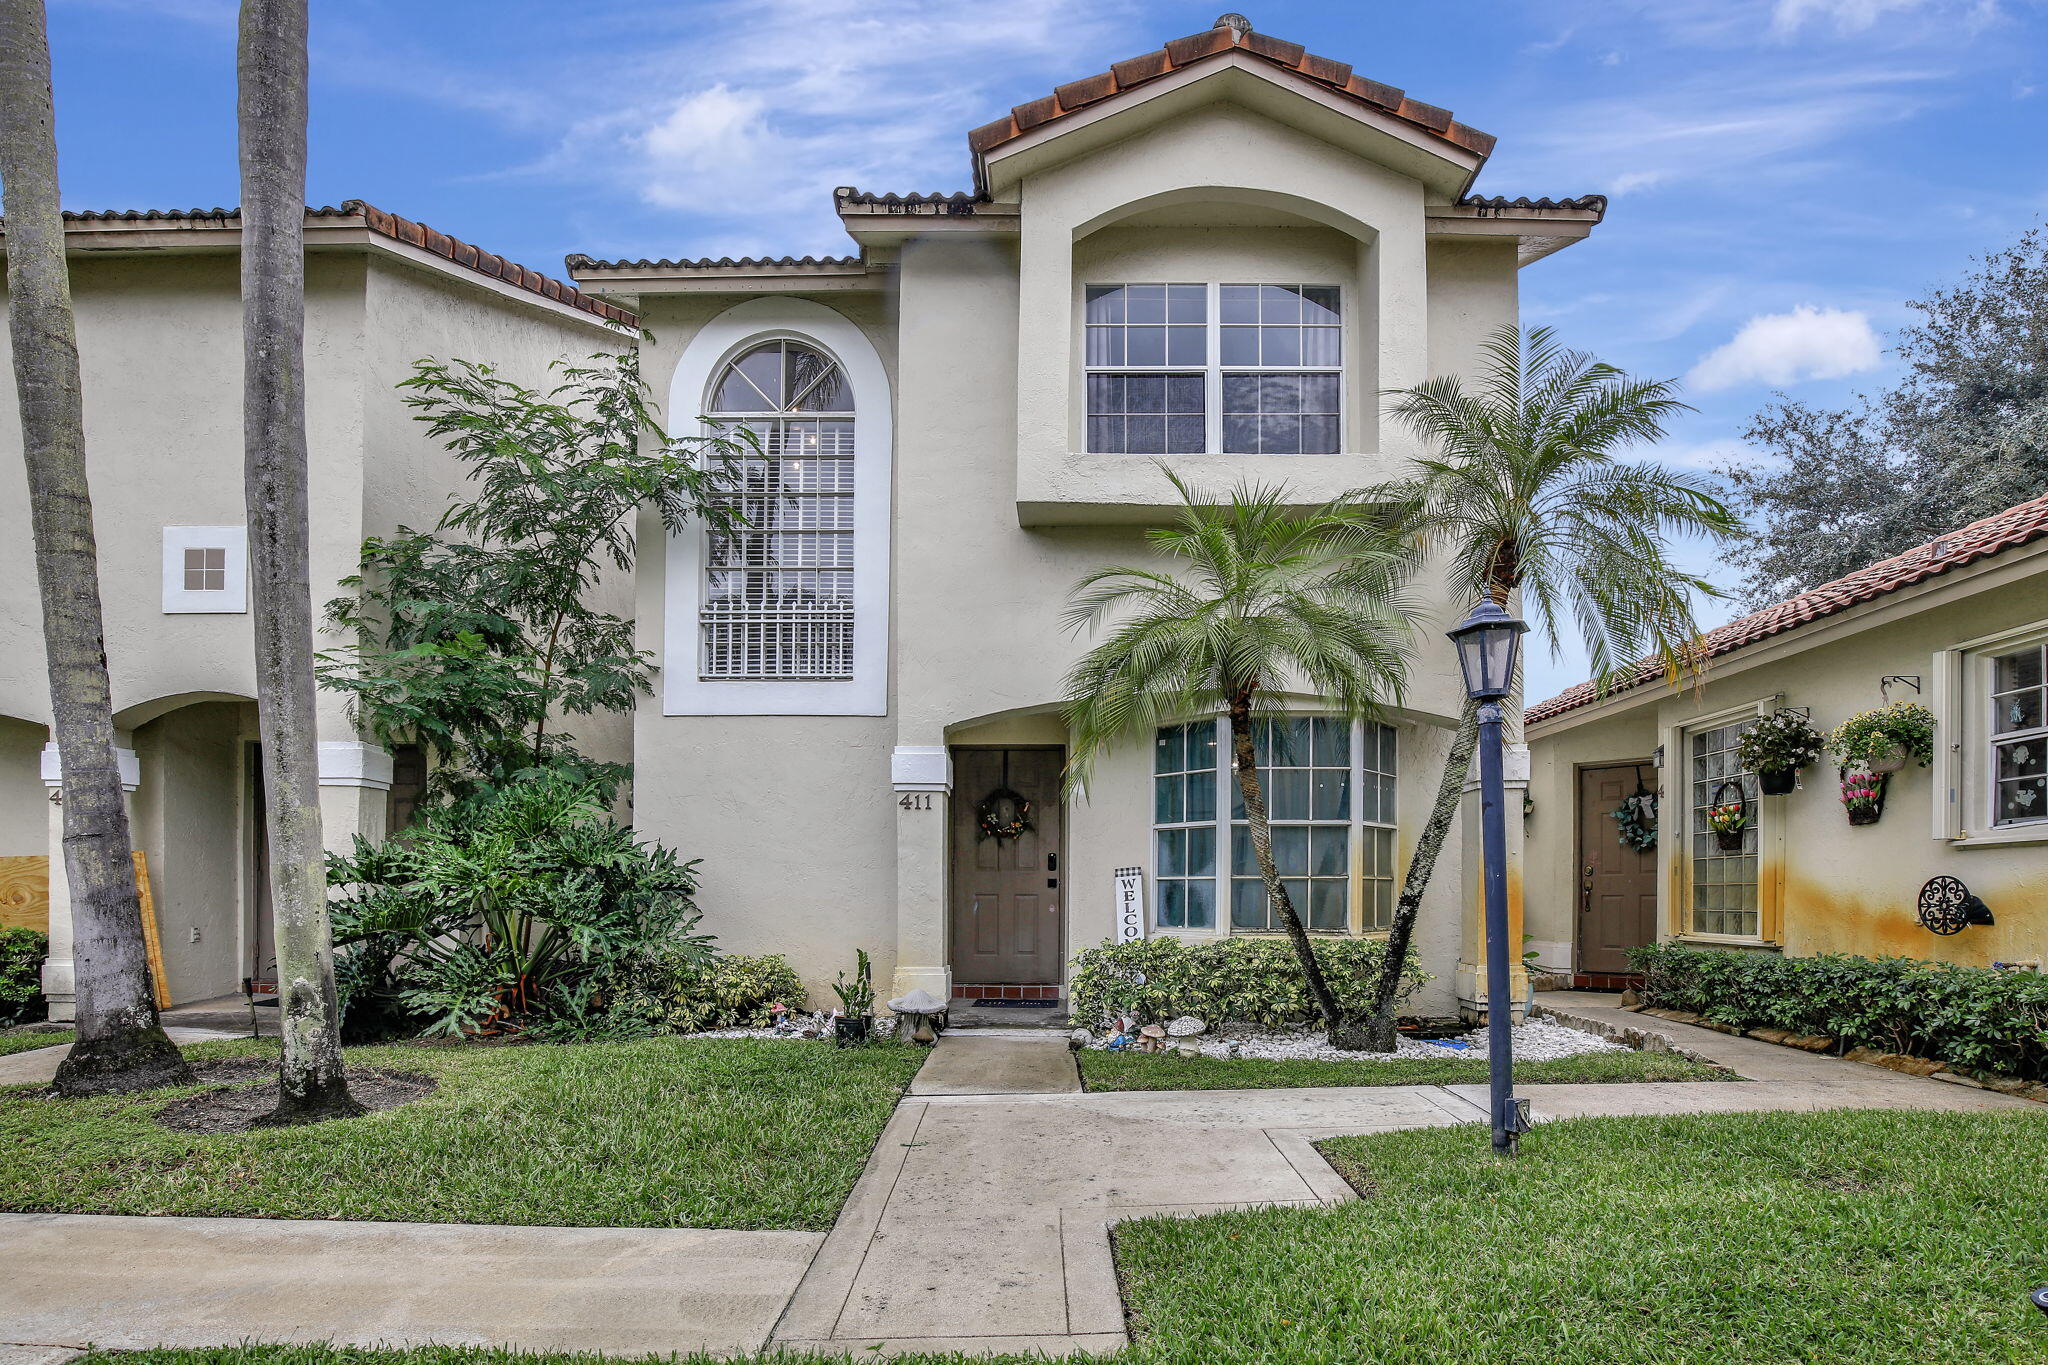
[1758,768,1798,796]
[1736,710,1823,797]
[1840,767,1888,826]
[1863,743,1910,776]
[1706,779,1749,852]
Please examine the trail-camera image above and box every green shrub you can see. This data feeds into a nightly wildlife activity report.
[0,928,46,1025]
[1070,936,1428,1029]
[602,950,807,1033]
[1631,942,2048,1082]
[328,774,709,1038]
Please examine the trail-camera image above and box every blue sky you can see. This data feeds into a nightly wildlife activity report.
[42,0,2048,700]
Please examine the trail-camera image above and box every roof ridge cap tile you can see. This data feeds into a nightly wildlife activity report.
[1526,490,2048,723]
[967,21,1494,163]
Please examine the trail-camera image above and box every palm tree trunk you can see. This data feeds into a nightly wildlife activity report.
[1,0,193,1096]
[240,0,361,1123]
[1227,694,1353,1046]
[1355,701,1478,1051]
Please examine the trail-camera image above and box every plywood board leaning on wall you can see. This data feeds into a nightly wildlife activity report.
[0,857,49,934]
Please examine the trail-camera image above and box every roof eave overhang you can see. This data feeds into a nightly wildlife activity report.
[836,198,1020,248]
[1526,535,2048,737]
[973,55,1485,201]
[565,260,894,295]
[10,217,636,335]
[1426,205,1606,265]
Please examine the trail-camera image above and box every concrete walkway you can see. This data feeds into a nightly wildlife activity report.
[771,1031,1481,1357]
[0,1213,820,1355]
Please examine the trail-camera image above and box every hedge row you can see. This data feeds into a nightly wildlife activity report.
[1070,935,1427,1028]
[1630,942,2048,1083]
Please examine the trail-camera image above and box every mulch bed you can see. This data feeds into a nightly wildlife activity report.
[150,1059,437,1134]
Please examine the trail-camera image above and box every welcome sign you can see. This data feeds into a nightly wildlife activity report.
[1112,866,1145,943]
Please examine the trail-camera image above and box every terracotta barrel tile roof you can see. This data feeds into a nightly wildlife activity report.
[18,202,636,328]
[1456,194,1608,216]
[1527,490,2048,724]
[566,251,863,272]
[966,17,1494,165]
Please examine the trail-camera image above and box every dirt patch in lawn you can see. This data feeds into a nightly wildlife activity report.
[152,1061,437,1133]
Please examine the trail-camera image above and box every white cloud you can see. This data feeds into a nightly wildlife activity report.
[1770,0,2000,34]
[1686,305,1884,390]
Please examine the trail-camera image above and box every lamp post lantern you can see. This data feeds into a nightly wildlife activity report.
[1447,600,1530,1154]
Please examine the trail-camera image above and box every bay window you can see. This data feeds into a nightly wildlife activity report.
[1152,716,1395,936]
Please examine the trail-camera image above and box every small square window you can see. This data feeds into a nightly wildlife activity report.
[183,546,227,591]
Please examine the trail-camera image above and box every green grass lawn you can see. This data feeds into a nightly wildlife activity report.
[1079,1044,1731,1090]
[0,1027,71,1057]
[65,1111,2048,1365]
[0,1035,923,1229]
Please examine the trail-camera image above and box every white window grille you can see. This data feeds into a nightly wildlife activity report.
[1151,716,1395,935]
[1990,642,2047,826]
[1085,283,1342,455]
[701,340,855,681]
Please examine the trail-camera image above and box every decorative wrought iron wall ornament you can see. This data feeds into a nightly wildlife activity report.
[1917,875,1996,935]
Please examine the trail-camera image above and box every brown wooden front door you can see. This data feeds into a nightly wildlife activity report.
[949,747,1063,985]
[1576,762,1659,976]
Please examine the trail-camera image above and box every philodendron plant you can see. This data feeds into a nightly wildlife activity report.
[1830,700,1937,775]
[1737,709,1825,792]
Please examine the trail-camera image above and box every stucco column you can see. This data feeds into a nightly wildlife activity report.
[890,744,952,1007]
[38,741,142,1023]
[1456,741,1530,1022]
[315,740,392,856]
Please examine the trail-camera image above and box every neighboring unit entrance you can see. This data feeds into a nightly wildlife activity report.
[1576,762,1659,977]
[949,747,1063,989]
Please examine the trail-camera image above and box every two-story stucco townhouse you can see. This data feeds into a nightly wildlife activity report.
[2,14,1608,1021]
[0,204,641,1017]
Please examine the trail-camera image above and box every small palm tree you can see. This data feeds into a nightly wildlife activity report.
[1062,471,1418,1048]
[1351,325,1739,1049]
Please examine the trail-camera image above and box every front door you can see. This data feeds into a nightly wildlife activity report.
[1576,762,1659,976]
[949,747,1063,986]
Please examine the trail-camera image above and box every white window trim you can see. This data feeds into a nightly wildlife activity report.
[161,526,247,614]
[663,298,891,716]
[1149,715,1394,939]
[1939,622,2048,845]
[1081,281,1345,456]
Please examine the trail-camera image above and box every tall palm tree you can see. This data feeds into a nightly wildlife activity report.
[1352,325,1738,1049]
[240,0,359,1122]
[1063,471,1418,1048]
[1,0,193,1095]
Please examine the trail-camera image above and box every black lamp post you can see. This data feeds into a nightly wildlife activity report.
[1448,599,1530,1155]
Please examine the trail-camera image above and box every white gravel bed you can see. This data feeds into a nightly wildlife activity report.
[1089,1016,1624,1064]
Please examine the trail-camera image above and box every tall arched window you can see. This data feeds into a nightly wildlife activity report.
[702,339,856,680]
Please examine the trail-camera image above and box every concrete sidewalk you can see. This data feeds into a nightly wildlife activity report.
[0,1213,820,1355]
[772,1032,1481,1357]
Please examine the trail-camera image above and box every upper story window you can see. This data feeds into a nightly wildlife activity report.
[161,525,247,614]
[1152,716,1395,936]
[701,340,855,681]
[1085,283,1342,456]
[1990,641,2046,826]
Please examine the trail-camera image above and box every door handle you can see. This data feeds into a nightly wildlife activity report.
[1580,863,1594,913]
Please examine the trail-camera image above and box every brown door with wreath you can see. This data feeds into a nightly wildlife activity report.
[949,747,1063,985]
[1576,762,1660,976]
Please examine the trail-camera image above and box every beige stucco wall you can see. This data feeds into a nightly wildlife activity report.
[0,242,634,1010]
[1527,550,2048,973]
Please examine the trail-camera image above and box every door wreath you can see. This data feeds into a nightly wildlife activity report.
[1611,770,1658,853]
[974,752,1035,842]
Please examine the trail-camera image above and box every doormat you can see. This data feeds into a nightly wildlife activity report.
[974,999,1059,1008]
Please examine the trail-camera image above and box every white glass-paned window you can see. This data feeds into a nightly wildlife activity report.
[1991,643,2047,826]
[701,340,855,681]
[1084,283,1342,454]
[1153,721,1219,930]
[1688,718,1760,937]
[1147,716,1393,936]
[182,546,227,591]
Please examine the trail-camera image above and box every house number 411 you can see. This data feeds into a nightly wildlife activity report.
[898,792,936,811]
